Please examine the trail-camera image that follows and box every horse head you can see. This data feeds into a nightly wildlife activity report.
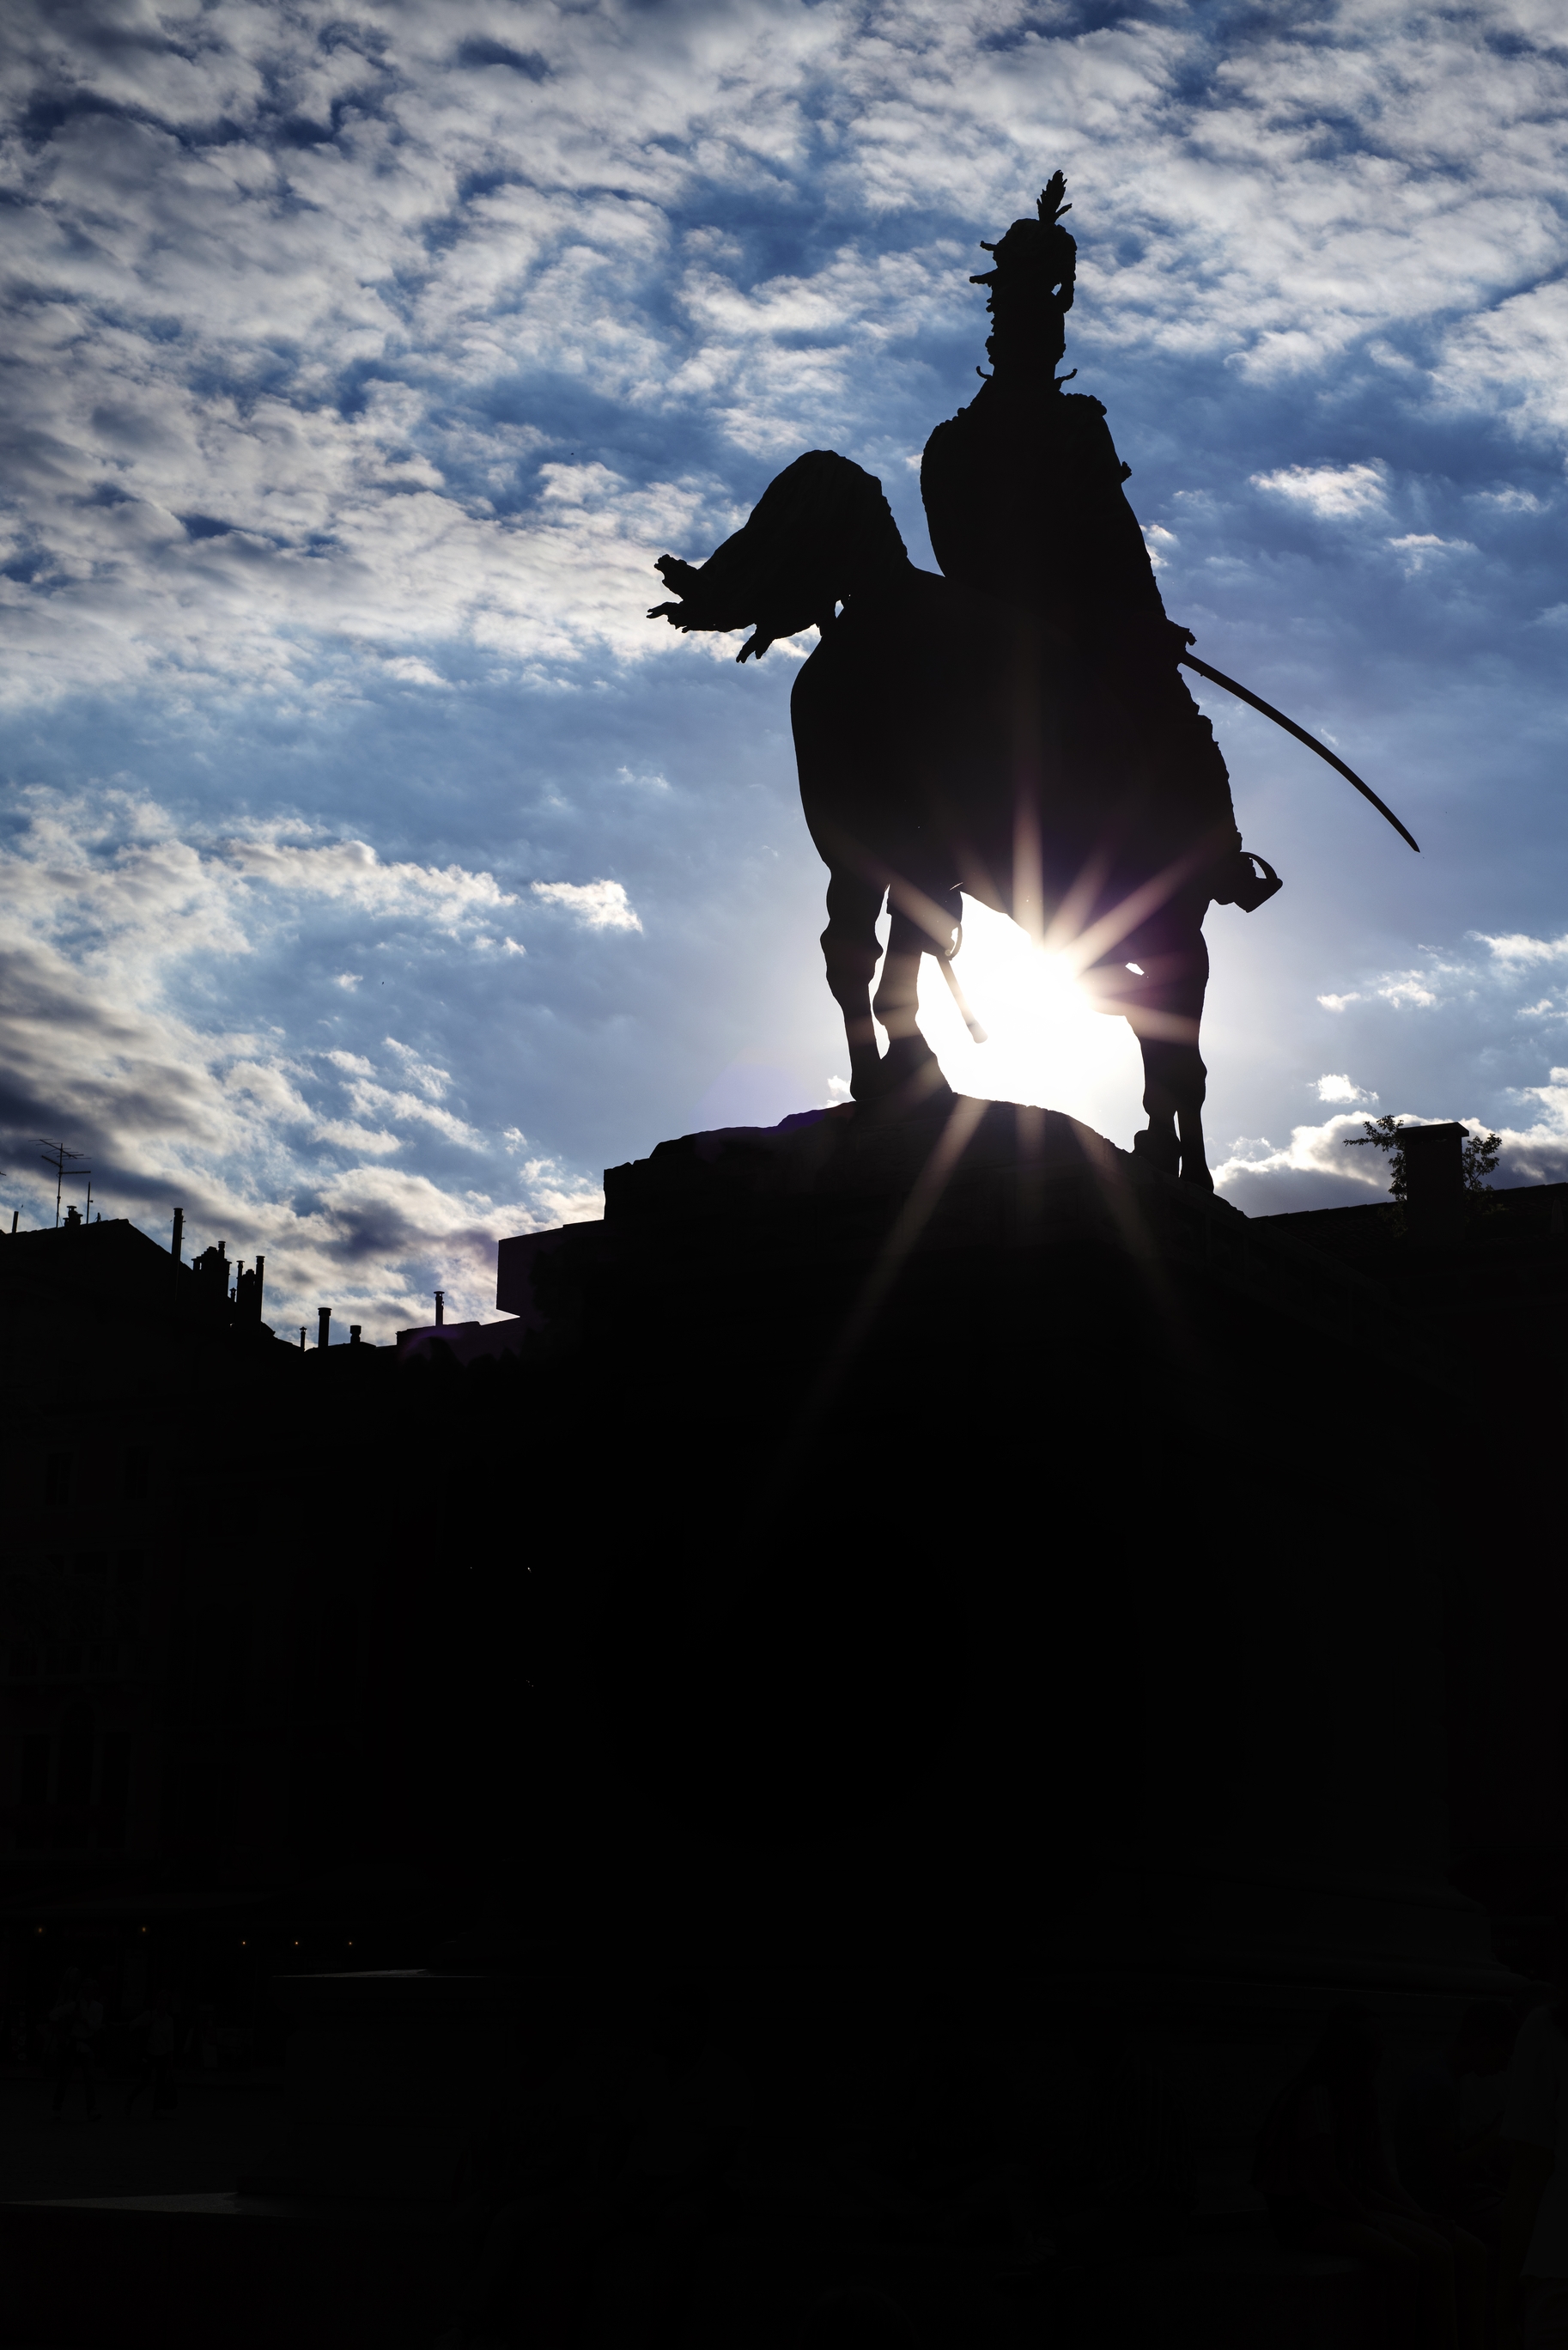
[647,450,910,662]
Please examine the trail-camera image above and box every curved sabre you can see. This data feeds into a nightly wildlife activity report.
[1179,650,1420,855]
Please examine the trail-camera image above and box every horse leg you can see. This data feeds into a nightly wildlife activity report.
[1135,1037,1207,1184]
[1132,1064,1182,1178]
[1178,1070,1212,1189]
[872,905,949,1091]
[821,871,887,1101]
[1128,915,1212,1190]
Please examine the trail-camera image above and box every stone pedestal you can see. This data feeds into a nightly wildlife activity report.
[506,1095,1526,2220]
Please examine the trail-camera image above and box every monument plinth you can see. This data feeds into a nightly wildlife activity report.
[498,1093,1519,2234]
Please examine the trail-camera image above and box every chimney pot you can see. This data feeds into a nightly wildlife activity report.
[349,1324,362,1346]
[317,1306,332,1351]
[434,1289,445,1328]
[1401,1122,1467,1244]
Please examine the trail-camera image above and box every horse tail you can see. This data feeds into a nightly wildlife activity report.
[647,450,908,662]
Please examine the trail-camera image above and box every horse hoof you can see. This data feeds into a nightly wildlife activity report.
[1132,1126,1180,1178]
[852,1055,953,1117]
[1180,1162,1215,1192]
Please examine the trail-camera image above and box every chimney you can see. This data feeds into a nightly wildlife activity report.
[349,1324,362,1347]
[255,1255,265,1314]
[318,1306,331,1352]
[1401,1122,1467,1244]
[434,1290,445,1328]
[299,1328,306,1350]
[170,1208,184,1262]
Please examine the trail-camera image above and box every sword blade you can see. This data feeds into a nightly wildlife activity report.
[1180,652,1419,855]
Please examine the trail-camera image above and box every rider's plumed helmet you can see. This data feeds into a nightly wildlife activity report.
[970,171,1077,379]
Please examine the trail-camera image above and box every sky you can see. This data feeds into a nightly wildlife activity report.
[1,0,1565,1339]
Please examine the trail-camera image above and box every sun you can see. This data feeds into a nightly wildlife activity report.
[909,897,1146,1142]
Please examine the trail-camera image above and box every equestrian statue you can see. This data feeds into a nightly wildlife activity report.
[647,174,1414,1189]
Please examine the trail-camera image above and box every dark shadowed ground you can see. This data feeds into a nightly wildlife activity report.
[0,2069,284,2206]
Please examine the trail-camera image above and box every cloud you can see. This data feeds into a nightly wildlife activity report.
[1473,488,1545,514]
[1317,994,1361,1012]
[383,1039,453,1101]
[224,834,517,929]
[1477,932,1568,966]
[338,1082,483,1148]
[1482,1075,1568,1185]
[0,785,592,1336]
[310,1119,402,1158]
[1211,1111,1393,1211]
[1315,1075,1377,1103]
[530,879,643,931]
[1388,533,1475,575]
[1437,280,1568,446]
[381,657,451,687]
[1377,974,1441,1008]
[1251,463,1388,520]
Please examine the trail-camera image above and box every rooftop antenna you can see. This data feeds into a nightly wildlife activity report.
[39,1140,86,1231]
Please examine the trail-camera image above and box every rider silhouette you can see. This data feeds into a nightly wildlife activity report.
[920,174,1243,892]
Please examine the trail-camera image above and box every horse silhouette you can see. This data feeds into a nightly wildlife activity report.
[649,448,1273,1187]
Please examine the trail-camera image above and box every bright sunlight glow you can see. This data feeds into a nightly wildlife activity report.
[910,897,1146,1144]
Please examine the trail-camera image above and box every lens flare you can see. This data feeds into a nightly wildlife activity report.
[912,897,1144,1142]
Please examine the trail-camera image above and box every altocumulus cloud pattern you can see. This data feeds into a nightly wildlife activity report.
[2,0,1567,1333]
